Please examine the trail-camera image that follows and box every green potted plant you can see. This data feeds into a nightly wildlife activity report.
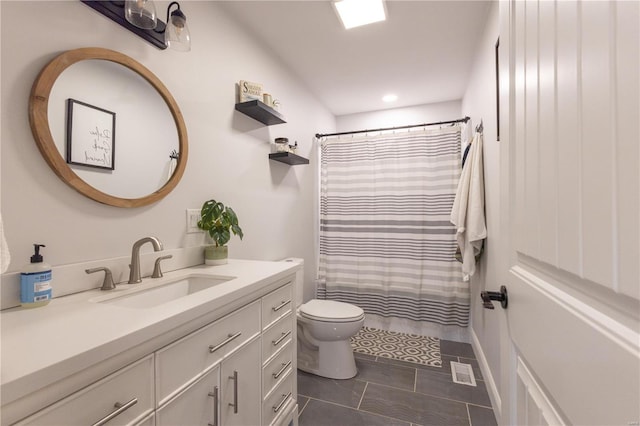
[197,199,243,265]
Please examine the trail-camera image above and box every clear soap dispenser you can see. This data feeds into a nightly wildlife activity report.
[20,244,52,308]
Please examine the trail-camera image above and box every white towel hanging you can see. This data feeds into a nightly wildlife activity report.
[450,131,486,281]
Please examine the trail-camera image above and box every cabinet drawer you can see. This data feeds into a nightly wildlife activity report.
[262,370,294,426]
[18,355,154,426]
[262,312,293,364]
[262,340,293,397]
[155,300,260,406]
[262,282,293,331]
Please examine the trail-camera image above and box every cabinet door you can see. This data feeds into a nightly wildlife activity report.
[157,365,221,426]
[221,338,261,426]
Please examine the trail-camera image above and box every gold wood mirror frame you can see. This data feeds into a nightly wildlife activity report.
[29,47,188,208]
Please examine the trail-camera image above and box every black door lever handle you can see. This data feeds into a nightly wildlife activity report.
[481,285,508,309]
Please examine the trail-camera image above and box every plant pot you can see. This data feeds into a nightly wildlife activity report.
[204,245,228,265]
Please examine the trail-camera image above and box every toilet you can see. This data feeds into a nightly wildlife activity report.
[282,258,365,380]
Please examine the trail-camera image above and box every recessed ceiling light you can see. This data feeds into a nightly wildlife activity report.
[333,0,386,30]
[382,94,398,102]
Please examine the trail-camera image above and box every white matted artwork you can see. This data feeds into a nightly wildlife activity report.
[66,98,116,170]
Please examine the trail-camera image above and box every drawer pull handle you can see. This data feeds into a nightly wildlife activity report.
[209,332,242,353]
[229,370,239,414]
[91,397,137,426]
[272,330,292,346]
[207,386,219,426]
[272,361,292,379]
[272,300,291,312]
[272,392,292,413]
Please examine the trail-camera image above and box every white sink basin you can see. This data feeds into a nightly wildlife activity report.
[95,275,234,309]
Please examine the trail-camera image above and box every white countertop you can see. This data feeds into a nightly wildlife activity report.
[1,259,299,407]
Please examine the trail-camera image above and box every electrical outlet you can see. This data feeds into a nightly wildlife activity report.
[186,209,202,234]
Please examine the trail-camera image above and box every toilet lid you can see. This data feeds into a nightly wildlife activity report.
[299,299,365,322]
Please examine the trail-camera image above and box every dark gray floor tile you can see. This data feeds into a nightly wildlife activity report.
[298,395,310,415]
[299,398,411,426]
[359,383,470,426]
[440,340,476,359]
[468,404,498,426]
[458,357,483,381]
[415,369,491,407]
[353,352,377,361]
[377,354,457,375]
[355,358,416,391]
[297,370,366,408]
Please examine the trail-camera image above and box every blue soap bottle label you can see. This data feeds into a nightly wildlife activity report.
[20,270,52,303]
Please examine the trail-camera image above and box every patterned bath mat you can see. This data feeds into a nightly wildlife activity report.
[350,326,441,367]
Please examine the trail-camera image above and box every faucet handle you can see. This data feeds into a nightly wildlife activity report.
[86,267,116,291]
[152,255,173,279]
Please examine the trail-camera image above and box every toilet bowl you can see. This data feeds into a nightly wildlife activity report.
[280,258,365,380]
[297,299,365,379]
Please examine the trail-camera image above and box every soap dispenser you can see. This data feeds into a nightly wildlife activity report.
[20,244,52,308]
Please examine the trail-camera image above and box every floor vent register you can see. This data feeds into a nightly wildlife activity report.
[450,361,477,386]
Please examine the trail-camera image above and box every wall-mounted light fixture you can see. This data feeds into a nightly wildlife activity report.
[81,1,191,51]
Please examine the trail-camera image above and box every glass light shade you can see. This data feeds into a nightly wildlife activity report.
[125,0,158,30]
[165,10,191,52]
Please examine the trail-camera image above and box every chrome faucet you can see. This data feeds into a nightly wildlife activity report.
[128,237,163,284]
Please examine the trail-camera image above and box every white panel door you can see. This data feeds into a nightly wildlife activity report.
[499,1,640,425]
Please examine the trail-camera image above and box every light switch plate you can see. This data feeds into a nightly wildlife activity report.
[186,209,202,234]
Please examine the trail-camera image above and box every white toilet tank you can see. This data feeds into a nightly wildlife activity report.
[280,258,304,307]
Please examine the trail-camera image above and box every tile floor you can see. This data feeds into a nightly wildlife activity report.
[297,340,498,426]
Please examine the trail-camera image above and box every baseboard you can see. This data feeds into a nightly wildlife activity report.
[470,328,501,421]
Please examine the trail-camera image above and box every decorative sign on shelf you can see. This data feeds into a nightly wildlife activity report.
[238,80,263,103]
[66,99,116,170]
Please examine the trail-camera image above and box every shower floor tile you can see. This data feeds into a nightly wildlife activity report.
[298,339,498,426]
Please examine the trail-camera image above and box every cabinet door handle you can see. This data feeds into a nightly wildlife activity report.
[272,361,292,380]
[207,386,219,426]
[209,332,242,353]
[228,370,238,414]
[272,330,292,346]
[272,300,291,312]
[272,392,292,413]
[91,397,137,426]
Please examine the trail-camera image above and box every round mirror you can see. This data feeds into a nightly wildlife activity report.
[29,47,188,208]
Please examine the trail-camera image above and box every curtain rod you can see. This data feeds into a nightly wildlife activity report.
[315,116,470,139]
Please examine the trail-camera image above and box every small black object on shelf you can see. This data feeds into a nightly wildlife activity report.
[269,152,309,165]
[235,100,286,126]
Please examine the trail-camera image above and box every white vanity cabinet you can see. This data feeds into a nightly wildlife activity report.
[156,281,295,426]
[3,267,298,426]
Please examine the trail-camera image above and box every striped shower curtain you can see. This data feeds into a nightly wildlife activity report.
[317,126,469,327]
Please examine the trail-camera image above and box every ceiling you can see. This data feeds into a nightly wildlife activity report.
[218,1,492,116]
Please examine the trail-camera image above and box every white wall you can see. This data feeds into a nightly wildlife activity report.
[460,0,501,416]
[0,1,334,303]
[336,100,462,132]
